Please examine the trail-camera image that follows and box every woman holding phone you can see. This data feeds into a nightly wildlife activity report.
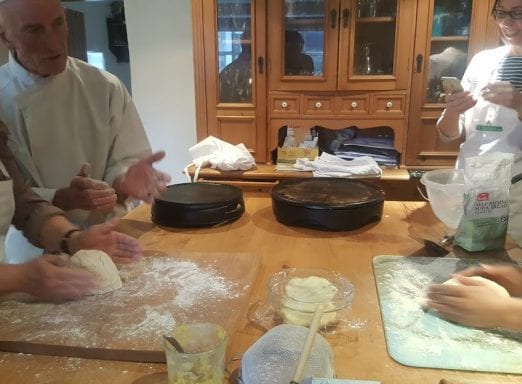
[430,0,522,330]
[437,0,522,244]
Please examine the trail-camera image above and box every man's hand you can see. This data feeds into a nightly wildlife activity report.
[427,276,514,329]
[481,81,522,115]
[113,151,171,203]
[68,218,142,264]
[53,163,117,211]
[21,255,96,302]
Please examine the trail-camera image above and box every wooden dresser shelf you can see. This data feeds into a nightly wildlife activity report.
[185,164,422,201]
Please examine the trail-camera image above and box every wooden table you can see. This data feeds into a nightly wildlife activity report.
[1,193,521,384]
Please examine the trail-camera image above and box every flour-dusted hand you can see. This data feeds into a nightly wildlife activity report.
[114,151,171,203]
[427,275,518,329]
[454,263,522,297]
[53,162,117,211]
[21,255,96,302]
[68,218,142,264]
[481,81,522,114]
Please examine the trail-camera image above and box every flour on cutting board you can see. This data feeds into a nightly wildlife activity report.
[0,255,255,351]
[373,256,522,374]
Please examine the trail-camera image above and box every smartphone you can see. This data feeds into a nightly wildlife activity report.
[441,76,464,94]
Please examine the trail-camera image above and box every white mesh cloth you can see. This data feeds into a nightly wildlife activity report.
[241,324,335,384]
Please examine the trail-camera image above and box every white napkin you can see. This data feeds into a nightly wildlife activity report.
[294,152,382,178]
[185,136,255,181]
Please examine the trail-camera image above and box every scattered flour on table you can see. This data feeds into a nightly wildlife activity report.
[0,257,244,350]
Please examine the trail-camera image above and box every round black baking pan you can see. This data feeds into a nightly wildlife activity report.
[271,178,385,231]
[152,183,244,228]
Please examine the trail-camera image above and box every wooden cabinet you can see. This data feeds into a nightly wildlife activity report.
[192,0,499,167]
[265,0,415,166]
[192,0,268,162]
[405,0,500,168]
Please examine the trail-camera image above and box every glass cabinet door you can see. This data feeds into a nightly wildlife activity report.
[217,0,254,104]
[268,0,339,91]
[353,0,398,76]
[425,0,473,103]
[283,0,326,77]
[337,0,414,90]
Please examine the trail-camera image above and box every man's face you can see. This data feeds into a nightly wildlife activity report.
[0,0,68,77]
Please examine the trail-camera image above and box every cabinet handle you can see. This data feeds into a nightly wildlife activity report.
[315,102,322,109]
[330,9,338,29]
[416,53,423,73]
[342,8,350,28]
[386,101,393,109]
[257,56,264,74]
[281,101,288,108]
[351,101,358,109]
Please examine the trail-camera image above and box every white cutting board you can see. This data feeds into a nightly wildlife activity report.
[373,255,522,374]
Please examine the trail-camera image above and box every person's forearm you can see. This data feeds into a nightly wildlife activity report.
[38,215,78,253]
[436,109,461,139]
[498,298,522,331]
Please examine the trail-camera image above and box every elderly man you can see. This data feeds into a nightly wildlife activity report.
[0,0,170,261]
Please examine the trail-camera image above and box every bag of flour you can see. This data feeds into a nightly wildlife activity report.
[454,152,514,252]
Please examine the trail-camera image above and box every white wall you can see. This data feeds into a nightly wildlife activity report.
[125,0,197,183]
[63,1,132,91]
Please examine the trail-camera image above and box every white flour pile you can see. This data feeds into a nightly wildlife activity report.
[0,256,249,351]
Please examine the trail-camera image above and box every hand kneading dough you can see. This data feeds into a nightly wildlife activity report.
[443,276,510,297]
[70,250,122,295]
[281,276,339,327]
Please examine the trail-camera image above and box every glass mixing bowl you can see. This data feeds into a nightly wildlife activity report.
[267,268,354,328]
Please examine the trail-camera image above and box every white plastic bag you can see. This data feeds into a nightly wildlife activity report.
[241,324,335,384]
[184,136,255,182]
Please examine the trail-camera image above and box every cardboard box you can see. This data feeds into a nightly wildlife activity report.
[276,127,319,164]
[277,146,319,164]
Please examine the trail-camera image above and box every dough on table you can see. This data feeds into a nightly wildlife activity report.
[443,276,510,297]
[70,250,122,295]
[281,276,339,327]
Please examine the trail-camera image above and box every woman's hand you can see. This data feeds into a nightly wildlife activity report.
[455,264,522,297]
[481,81,522,115]
[427,276,514,328]
[68,218,142,264]
[444,90,477,115]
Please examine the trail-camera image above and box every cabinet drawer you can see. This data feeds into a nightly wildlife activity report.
[270,95,300,115]
[371,94,405,116]
[336,95,369,115]
[303,95,334,115]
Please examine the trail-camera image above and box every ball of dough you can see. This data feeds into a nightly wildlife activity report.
[443,276,510,297]
[281,276,339,327]
[70,250,122,295]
